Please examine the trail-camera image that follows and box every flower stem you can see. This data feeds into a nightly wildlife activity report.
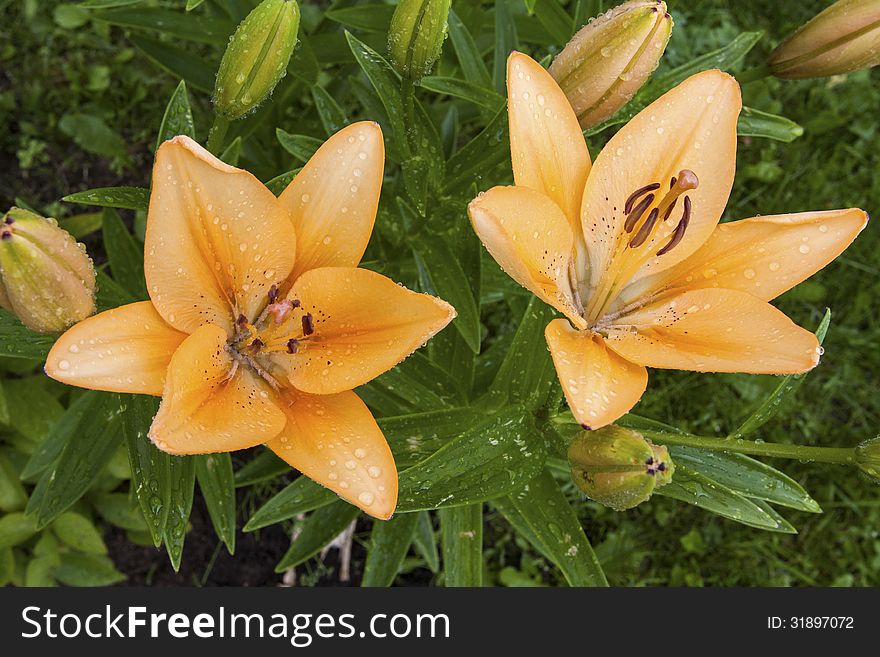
[737,63,773,84]
[641,430,856,466]
[206,115,231,155]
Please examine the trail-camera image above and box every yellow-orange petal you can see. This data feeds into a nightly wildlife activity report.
[267,389,397,519]
[619,209,868,304]
[605,288,821,374]
[44,301,186,395]
[507,51,591,229]
[546,319,648,430]
[581,70,741,302]
[276,267,455,394]
[150,323,285,454]
[145,135,296,334]
[468,185,585,328]
[279,122,384,282]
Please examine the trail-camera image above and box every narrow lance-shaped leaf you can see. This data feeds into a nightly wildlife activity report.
[195,453,237,554]
[439,504,483,586]
[0,311,57,360]
[412,510,440,573]
[448,9,492,88]
[22,391,101,481]
[130,34,215,92]
[361,513,419,587]
[124,395,170,547]
[245,475,338,532]
[274,501,360,572]
[102,208,147,300]
[311,84,349,136]
[737,107,804,143]
[156,79,195,150]
[63,187,150,212]
[164,455,196,571]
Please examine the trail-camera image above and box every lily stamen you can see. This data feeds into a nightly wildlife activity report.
[624,182,660,214]
[624,192,656,232]
[656,196,692,256]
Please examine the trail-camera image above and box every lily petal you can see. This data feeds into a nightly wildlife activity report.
[279,122,384,281]
[605,288,821,374]
[150,323,285,454]
[581,70,741,307]
[278,267,455,394]
[620,209,868,304]
[546,319,648,430]
[267,389,397,519]
[507,51,591,228]
[468,185,585,328]
[45,301,186,395]
[145,136,296,334]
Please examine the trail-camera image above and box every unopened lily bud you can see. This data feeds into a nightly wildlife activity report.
[0,208,96,333]
[768,0,880,80]
[214,0,301,120]
[388,0,452,80]
[855,436,880,482]
[549,0,672,129]
[568,425,674,511]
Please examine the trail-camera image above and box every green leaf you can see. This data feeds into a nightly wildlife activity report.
[54,552,126,586]
[0,310,57,360]
[0,512,38,549]
[60,212,103,239]
[361,513,419,587]
[28,393,125,529]
[234,449,290,488]
[379,407,494,467]
[51,512,107,554]
[738,106,804,142]
[245,476,338,532]
[367,351,466,413]
[219,136,242,166]
[657,464,796,533]
[124,395,170,546]
[669,446,821,513]
[493,0,518,93]
[396,407,546,511]
[63,186,149,211]
[93,493,149,531]
[195,453,237,554]
[23,391,100,481]
[130,34,215,92]
[532,0,574,44]
[419,76,504,112]
[25,556,58,587]
[4,378,64,448]
[505,469,607,586]
[156,79,195,150]
[185,0,205,10]
[79,0,145,8]
[164,455,196,570]
[731,309,831,439]
[448,9,492,88]
[412,510,439,573]
[274,501,360,572]
[439,504,482,586]
[443,106,509,195]
[58,113,127,158]
[102,208,147,299]
[276,129,322,163]
[311,84,349,136]
[0,451,27,512]
[488,297,558,410]
[325,5,394,32]
[91,7,233,45]
[96,270,139,311]
[0,547,14,586]
[266,169,300,195]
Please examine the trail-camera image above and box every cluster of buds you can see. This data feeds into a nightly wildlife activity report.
[0,208,96,333]
[213,0,301,120]
[549,0,672,129]
[769,0,880,79]
[387,0,452,80]
[568,425,674,511]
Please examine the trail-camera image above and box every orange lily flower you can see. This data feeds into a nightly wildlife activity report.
[45,122,456,519]
[468,52,867,430]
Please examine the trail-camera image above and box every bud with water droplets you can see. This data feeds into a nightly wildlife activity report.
[568,425,674,511]
[549,0,672,129]
[0,208,96,333]
[213,0,301,120]
[768,0,880,80]
[855,436,880,482]
[387,0,451,80]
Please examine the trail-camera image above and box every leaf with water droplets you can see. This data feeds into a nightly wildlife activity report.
[361,512,419,587]
[22,390,99,481]
[195,453,237,554]
[163,454,195,571]
[245,475,337,532]
[234,448,290,488]
[124,394,170,547]
[156,79,195,151]
[439,504,483,586]
[730,309,831,439]
[447,9,492,88]
[89,7,234,45]
[130,34,215,92]
[311,84,349,136]
[443,105,509,196]
[102,208,147,300]
[274,501,360,572]
[419,76,504,112]
[0,310,57,360]
[63,186,149,212]
[276,129,322,163]
[502,468,608,587]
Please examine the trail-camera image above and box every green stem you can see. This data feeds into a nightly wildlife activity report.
[206,115,231,155]
[737,63,773,84]
[640,430,856,466]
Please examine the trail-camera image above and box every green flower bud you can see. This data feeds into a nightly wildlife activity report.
[768,0,880,80]
[0,208,96,333]
[549,0,672,129]
[388,0,452,80]
[855,436,880,482]
[214,0,301,120]
[568,425,674,511]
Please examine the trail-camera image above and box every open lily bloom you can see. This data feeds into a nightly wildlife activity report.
[469,52,867,430]
[45,122,456,519]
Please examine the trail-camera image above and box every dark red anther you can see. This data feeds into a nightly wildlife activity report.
[301,313,314,336]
